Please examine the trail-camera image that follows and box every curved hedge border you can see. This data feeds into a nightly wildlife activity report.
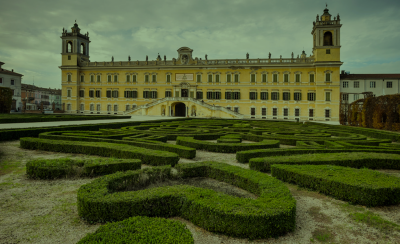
[237,148,400,163]
[20,137,179,166]
[26,158,141,179]
[271,164,400,207]
[249,152,400,172]
[38,131,195,159]
[77,216,194,244]
[176,137,280,153]
[217,138,242,143]
[0,114,132,124]
[77,162,296,239]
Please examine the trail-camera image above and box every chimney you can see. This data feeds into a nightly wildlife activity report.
[12,69,14,72]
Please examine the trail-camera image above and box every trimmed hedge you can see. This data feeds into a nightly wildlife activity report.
[176,137,280,153]
[0,114,132,124]
[26,158,141,179]
[237,148,400,163]
[271,164,400,206]
[20,137,179,166]
[217,138,242,143]
[38,131,195,159]
[77,216,194,244]
[77,162,296,239]
[249,152,400,173]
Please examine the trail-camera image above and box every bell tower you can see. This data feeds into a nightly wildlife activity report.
[60,21,91,66]
[311,6,342,62]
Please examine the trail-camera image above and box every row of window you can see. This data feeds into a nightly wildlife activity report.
[342,93,363,101]
[68,73,331,83]
[0,78,16,85]
[73,104,138,112]
[342,81,394,89]
[71,90,331,102]
[243,107,331,118]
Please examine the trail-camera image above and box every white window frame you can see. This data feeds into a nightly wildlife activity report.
[370,81,376,88]
[353,81,359,88]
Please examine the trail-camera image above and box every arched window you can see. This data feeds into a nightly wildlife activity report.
[323,31,333,46]
[81,43,86,55]
[67,42,72,53]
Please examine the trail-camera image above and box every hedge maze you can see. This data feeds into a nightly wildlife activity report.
[13,119,400,242]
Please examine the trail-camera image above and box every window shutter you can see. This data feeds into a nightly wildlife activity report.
[238,92,241,100]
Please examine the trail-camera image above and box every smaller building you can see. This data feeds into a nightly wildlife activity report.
[0,61,23,111]
[21,84,62,111]
[340,71,400,103]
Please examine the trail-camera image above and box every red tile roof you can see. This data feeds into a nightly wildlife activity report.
[0,68,23,76]
[341,74,400,80]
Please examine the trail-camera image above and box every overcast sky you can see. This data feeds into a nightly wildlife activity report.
[1,0,399,89]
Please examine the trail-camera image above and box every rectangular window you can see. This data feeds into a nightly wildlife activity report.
[108,75,111,82]
[196,91,203,99]
[67,75,71,82]
[90,75,94,82]
[309,109,314,117]
[80,104,84,111]
[145,75,149,82]
[310,74,314,83]
[227,74,231,82]
[89,90,94,98]
[249,92,257,100]
[208,74,213,83]
[112,90,118,98]
[260,92,268,100]
[215,74,220,83]
[233,92,240,100]
[326,49,331,54]
[273,108,277,116]
[114,75,118,82]
[165,91,172,97]
[354,94,359,100]
[284,74,289,83]
[80,75,84,82]
[370,81,376,88]
[295,74,300,83]
[11,80,14,85]
[262,108,267,116]
[342,81,348,88]
[273,74,278,83]
[262,74,267,83]
[294,92,302,101]
[114,105,118,112]
[97,104,100,111]
[207,91,213,99]
[67,104,71,110]
[68,55,71,60]
[126,105,130,111]
[234,74,239,83]
[90,104,94,111]
[67,90,71,97]
[234,107,239,113]
[283,92,290,101]
[387,81,393,88]
[197,74,202,83]
[126,75,130,82]
[107,105,111,112]
[271,92,279,100]
[152,75,157,82]
[326,73,331,82]
[295,108,300,117]
[325,109,330,118]
[307,93,316,101]
[225,91,232,100]
[251,74,256,83]
[106,90,112,98]
[354,81,359,88]
[150,91,157,99]
[342,94,349,101]
[97,75,101,82]
[132,75,137,82]
[96,90,101,98]
[251,108,255,116]
[79,90,84,97]
[325,92,331,101]
[143,91,149,99]
[167,75,171,83]
[284,108,288,116]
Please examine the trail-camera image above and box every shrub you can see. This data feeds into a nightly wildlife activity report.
[249,152,400,172]
[20,137,179,166]
[271,164,400,206]
[77,162,296,239]
[26,158,141,179]
[217,138,242,143]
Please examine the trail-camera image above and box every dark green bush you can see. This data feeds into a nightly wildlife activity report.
[249,152,400,172]
[77,162,296,239]
[217,138,242,143]
[271,164,400,206]
[26,158,141,179]
[20,137,179,166]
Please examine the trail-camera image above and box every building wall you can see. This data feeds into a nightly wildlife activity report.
[340,79,400,103]
[0,73,22,110]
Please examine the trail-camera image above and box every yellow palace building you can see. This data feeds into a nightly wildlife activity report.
[60,7,342,121]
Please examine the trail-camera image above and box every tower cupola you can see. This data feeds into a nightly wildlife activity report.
[71,21,81,34]
[321,5,332,21]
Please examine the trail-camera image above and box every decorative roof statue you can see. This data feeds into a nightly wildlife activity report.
[146,55,148,61]
[291,52,294,58]
[164,55,166,61]
[128,55,131,61]
[316,14,319,22]
[268,52,271,59]
[112,56,114,62]
[280,55,282,59]
[205,54,208,60]
[157,53,161,61]
[246,53,249,59]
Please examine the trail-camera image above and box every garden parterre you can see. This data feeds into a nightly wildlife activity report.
[14,119,400,242]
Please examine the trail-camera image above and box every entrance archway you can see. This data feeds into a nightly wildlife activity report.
[175,103,186,117]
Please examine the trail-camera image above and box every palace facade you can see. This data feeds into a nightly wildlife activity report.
[60,7,342,121]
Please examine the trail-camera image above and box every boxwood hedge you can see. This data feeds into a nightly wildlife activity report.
[26,158,141,179]
[249,152,400,173]
[271,164,400,206]
[77,162,296,239]
[20,137,179,166]
[77,216,194,244]
[176,137,280,153]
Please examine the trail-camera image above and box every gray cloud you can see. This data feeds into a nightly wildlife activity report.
[0,0,399,89]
